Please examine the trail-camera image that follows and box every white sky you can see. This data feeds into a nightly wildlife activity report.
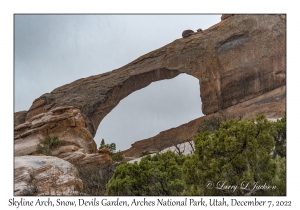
[14,14,221,150]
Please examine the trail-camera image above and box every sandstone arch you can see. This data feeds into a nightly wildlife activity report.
[25,15,285,138]
[18,14,285,147]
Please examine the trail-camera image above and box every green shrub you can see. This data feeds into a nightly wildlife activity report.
[110,150,124,162]
[183,115,286,196]
[197,117,221,133]
[36,136,62,156]
[106,151,186,196]
[99,139,124,162]
[271,113,286,158]
[99,139,116,152]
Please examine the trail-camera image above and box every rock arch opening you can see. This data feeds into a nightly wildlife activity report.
[94,73,203,151]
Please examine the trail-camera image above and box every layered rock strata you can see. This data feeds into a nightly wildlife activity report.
[14,106,112,165]
[14,156,82,196]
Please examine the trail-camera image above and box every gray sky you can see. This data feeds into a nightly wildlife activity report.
[15,14,221,150]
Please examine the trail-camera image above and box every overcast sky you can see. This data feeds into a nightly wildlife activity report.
[14,14,221,150]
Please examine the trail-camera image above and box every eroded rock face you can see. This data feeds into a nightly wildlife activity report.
[23,15,285,138]
[14,156,82,196]
[14,106,112,166]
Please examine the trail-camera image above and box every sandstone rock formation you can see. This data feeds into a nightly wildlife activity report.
[14,106,112,165]
[22,15,285,140]
[14,14,286,188]
[14,156,82,196]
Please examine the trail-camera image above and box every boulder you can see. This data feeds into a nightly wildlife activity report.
[14,156,82,196]
[182,29,194,38]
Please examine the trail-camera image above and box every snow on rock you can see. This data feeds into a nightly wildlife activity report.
[128,141,195,164]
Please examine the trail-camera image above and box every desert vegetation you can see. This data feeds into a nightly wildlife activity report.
[69,139,125,196]
[35,136,62,156]
[106,151,186,196]
[99,139,124,162]
[106,114,286,196]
